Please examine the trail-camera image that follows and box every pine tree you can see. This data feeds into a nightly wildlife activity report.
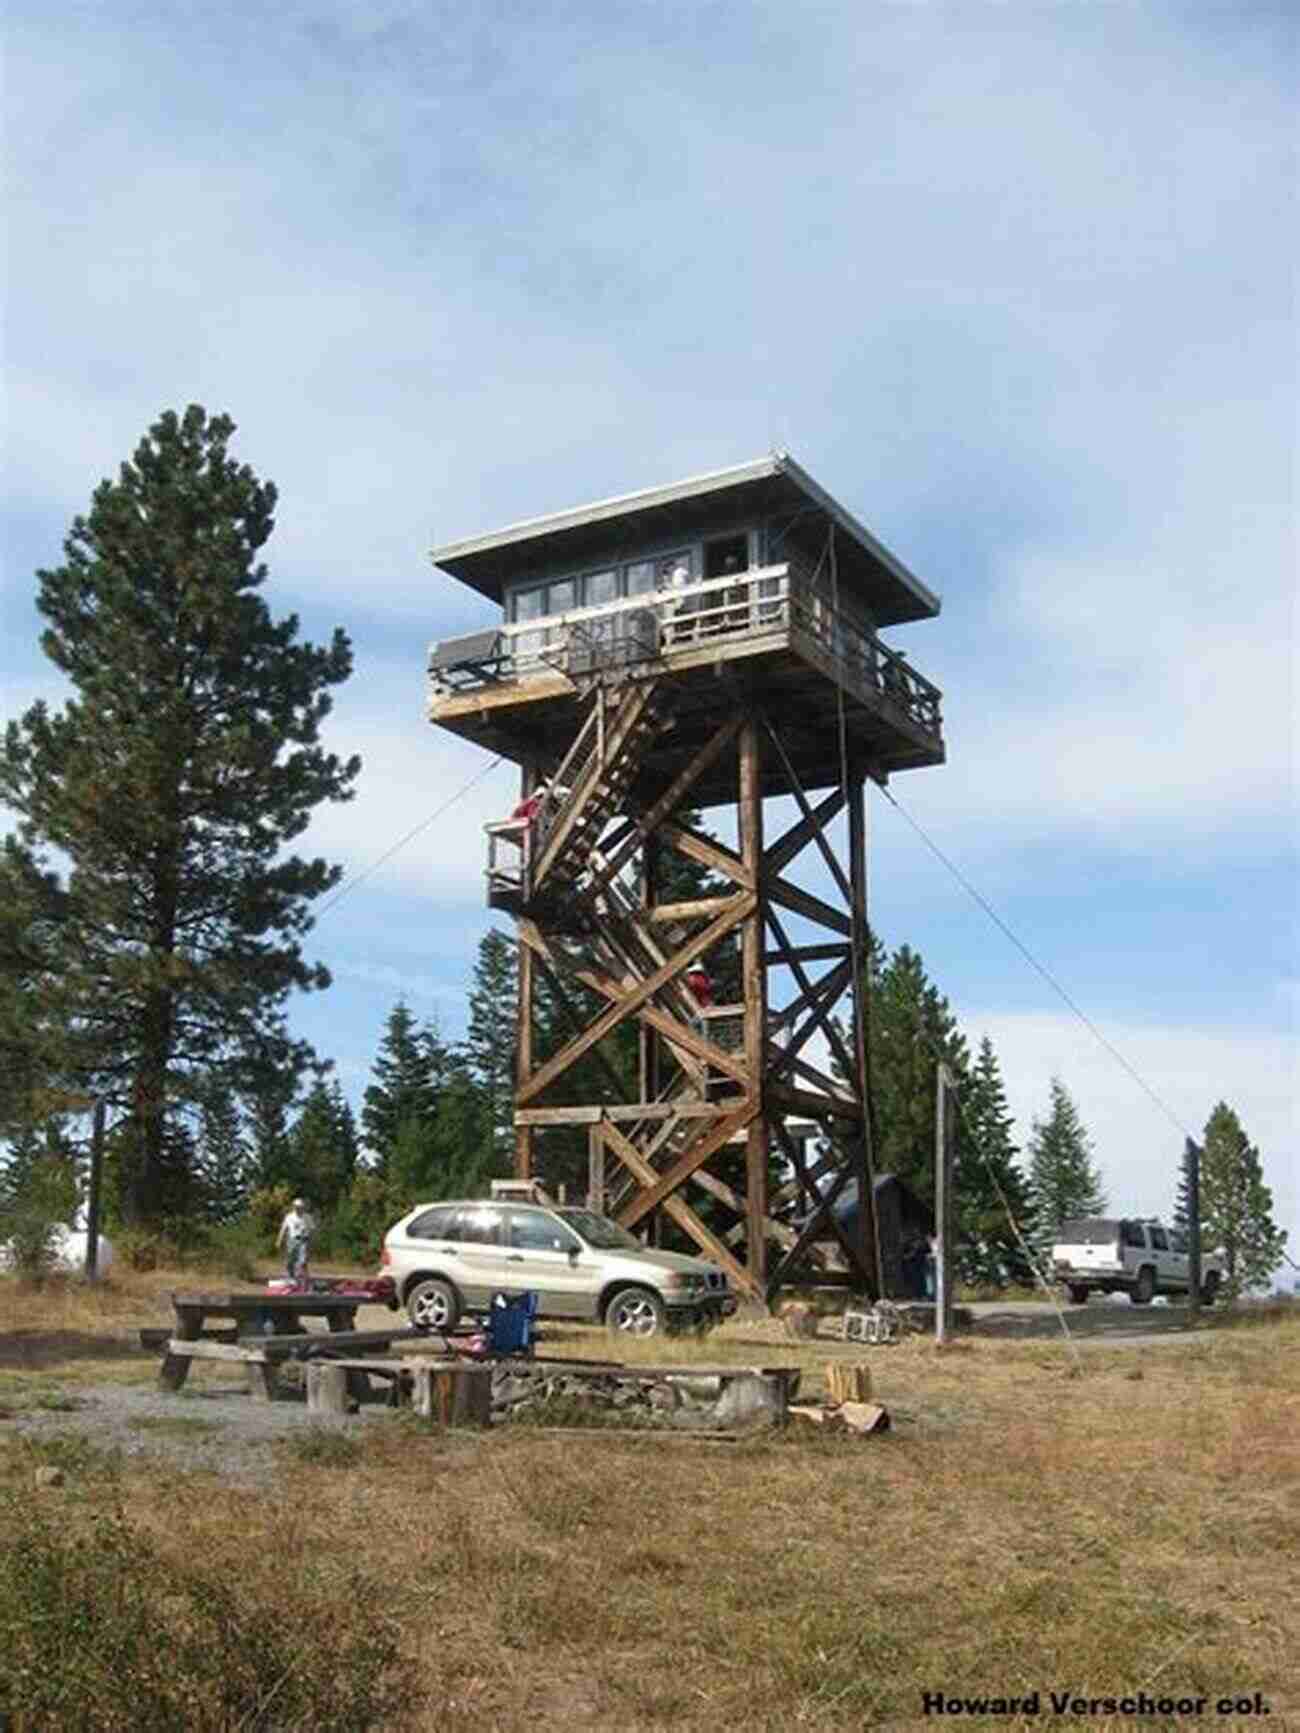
[866,943,970,1200]
[0,839,89,1137]
[283,1079,358,1216]
[194,1085,251,1224]
[464,931,518,1163]
[1199,1102,1286,1298]
[1026,1078,1107,1254]
[0,406,359,1226]
[957,1037,1037,1284]
[247,1064,298,1191]
[361,1002,441,1174]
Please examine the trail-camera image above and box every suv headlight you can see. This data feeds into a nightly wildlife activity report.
[661,1272,694,1290]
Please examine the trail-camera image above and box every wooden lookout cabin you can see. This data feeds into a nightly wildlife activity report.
[427,453,945,1304]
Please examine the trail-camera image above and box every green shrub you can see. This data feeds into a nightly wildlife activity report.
[191,1218,263,1282]
[106,1225,166,1272]
[0,1500,414,1731]
[0,1157,78,1280]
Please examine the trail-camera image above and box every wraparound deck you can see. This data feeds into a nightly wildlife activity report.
[428,561,944,797]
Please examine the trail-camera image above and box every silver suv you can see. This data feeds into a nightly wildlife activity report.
[379,1198,736,1339]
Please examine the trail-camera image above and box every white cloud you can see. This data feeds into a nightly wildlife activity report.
[303,686,515,903]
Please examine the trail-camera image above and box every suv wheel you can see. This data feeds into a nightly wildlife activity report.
[605,1286,666,1340]
[1067,1285,1089,1305]
[1132,1266,1156,1306]
[407,1277,461,1332]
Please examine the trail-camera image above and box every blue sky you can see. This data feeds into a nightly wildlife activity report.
[3,1,1295,1266]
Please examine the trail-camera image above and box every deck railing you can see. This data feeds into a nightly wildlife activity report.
[430,561,942,743]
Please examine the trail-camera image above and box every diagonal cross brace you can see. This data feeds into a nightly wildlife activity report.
[515,893,755,1104]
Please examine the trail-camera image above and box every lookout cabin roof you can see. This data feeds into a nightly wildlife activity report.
[430,451,940,628]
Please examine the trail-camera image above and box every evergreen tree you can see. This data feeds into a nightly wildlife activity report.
[194,1085,251,1224]
[0,406,359,1226]
[957,1037,1037,1284]
[247,1063,298,1191]
[464,931,518,1163]
[866,943,970,1199]
[0,840,89,1137]
[361,1001,441,1173]
[1026,1078,1107,1253]
[1199,1102,1286,1298]
[282,1079,358,1216]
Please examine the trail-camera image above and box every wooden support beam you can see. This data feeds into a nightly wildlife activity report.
[586,715,744,893]
[587,1123,605,1213]
[601,1122,754,1296]
[645,896,745,926]
[764,722,855,910]
[610,1104,756,1229]
[847,765,882,1298]
[762,787,846,878]
[660,821,752,890]
[771,1047,859,1103]
[766,907,858,1087]
[768,1082,865,1122]
[690,1168,801,1252]
[764,1146,864,1300]
[515,766,537,1177]
[764,874,852,936]
[513,1100,730,1127]
[739,715,768,1288]
[516,893,754,1104]
[774,1119,866,1277]
[763,942,851,967]
[575,967,748,1082]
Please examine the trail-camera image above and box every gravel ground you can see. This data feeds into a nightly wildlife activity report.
[1,1375,404,1488]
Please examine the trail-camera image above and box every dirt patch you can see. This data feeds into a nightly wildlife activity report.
[0,1377,404,1487]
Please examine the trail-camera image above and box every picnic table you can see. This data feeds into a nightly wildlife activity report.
[158,1286,393,1397]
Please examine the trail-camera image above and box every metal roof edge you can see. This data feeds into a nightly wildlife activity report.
[429,449,942,619]
[774,453,942,618]
[430,454,783,566]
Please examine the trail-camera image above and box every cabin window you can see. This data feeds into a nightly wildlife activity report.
[1121,1220,1148,1250]
[626,559,658,595]
[1148,1225,1168,1251]
[513,586,546,623]
[584,568,619,608]
[548,578,578,614]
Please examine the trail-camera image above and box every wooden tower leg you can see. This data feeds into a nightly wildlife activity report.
[848,766,882,1298]
[739,717,768,1291]
[515,765,537,1180]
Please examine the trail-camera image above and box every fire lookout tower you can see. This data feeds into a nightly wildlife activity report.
[427,453,945,1304]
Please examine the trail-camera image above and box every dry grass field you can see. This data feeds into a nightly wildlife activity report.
[1,1269,1297,1731]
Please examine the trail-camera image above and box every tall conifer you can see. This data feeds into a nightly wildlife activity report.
[1,406,359,1224]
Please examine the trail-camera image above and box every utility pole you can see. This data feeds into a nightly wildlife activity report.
[1184,1137,1202,1320]
[84,1098,106,1282]
[934,1063,956,1344]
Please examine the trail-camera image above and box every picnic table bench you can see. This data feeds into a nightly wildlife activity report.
[159,1288,399,1398]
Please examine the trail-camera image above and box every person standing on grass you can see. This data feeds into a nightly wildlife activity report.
[277,1197,315,1285]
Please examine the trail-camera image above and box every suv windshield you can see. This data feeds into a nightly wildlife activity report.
[555,1208,644,1251]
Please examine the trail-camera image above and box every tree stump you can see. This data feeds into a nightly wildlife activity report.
[411,1362,492,1427]
[825,1362,872,1404]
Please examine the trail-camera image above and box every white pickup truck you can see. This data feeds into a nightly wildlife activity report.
[1051,1217,1225,1306]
